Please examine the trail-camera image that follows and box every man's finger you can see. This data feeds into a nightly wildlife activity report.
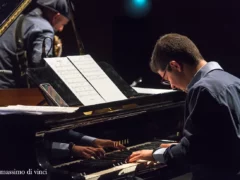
[85,148,98,156]
[87,147,105,157]
[82,152,92,159]
[160,143,178,148]
[97,148,105,154]
[130,151,141,156]
[114,141,118,148]
[128,152,140,162]
[116,143,126,150]
[96,148,105,157]
[128,155,141,163]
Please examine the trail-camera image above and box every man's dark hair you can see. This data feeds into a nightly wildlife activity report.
[150,33,203,73]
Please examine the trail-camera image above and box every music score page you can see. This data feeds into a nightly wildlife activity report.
[44,57,105,106]
[68,55,127,102]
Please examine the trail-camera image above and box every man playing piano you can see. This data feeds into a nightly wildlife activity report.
[129,33,240,180]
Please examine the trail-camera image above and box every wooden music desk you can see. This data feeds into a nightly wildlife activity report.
[0,88,45,106]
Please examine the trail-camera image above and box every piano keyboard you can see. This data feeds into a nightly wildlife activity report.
[53,140,169,179]
[84,163,139,180]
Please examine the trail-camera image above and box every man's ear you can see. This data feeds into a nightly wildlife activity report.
[169,60,183,72]
[52,13,61,24]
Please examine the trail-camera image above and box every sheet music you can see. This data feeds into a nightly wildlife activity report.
[0,105,78,115]
[67,55,127,102]
[133,87,177,94]
[44,57,105,106]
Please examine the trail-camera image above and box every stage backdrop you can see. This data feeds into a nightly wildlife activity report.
[58,0,240,88]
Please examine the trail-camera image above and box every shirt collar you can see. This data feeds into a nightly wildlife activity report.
[28,8,43,17]
[187,61,223,90]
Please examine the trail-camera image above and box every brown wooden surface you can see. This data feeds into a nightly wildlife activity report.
[0,88,45,106]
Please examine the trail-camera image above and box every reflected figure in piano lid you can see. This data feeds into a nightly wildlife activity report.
[129,33,240,180]
[45,129,125,159]
[71,139,125,159]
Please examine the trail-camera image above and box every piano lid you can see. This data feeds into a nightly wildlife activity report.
[0,0,31,36]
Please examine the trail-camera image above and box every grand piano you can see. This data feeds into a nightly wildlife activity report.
[0,63,188,180]
[0,1,188,179]
[0,82,187,180]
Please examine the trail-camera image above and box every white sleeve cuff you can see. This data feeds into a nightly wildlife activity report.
[81,135,96,145]
[51,142,70,158]
[152,148,166,163]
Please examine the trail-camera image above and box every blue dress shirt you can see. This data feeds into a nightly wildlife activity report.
[153,61,240,180]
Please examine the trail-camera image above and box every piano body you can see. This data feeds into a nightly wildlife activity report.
[0,88,188,180]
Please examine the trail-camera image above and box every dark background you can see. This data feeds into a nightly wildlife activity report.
[56,0,240,88]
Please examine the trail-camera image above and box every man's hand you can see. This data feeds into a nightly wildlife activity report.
[128,150,154,163]
[92,139,125,150]
[160,143,178,148]
[71,145,105,159]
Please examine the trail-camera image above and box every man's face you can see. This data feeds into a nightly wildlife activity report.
[52,13,69,32]
[157,61,187,92]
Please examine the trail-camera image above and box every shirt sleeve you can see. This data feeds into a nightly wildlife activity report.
[51,142,70,158]
[24,24,54,67]
[44,129,97,146]
[44,140,70,158]
[67,130,96,145]
[152,148,167,163]
[44,131,96,159]
[81,135,97,145]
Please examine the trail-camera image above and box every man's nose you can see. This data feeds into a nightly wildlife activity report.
[58,26,64,32]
